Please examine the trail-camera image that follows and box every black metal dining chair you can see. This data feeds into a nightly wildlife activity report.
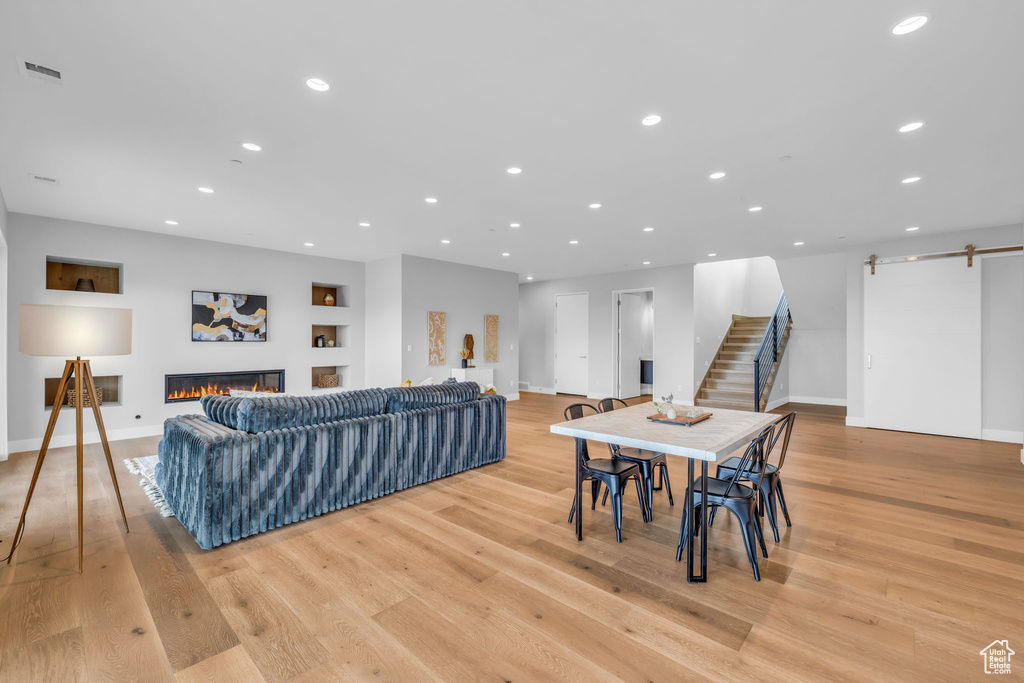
[711,412,796,542]
[563,403,649,542]
[596,397,674,520]
[676,424,772,581]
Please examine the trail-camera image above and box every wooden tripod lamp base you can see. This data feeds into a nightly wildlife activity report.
[9,304,134,573]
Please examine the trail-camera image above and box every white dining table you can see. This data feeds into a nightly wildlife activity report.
[550,401,778,582]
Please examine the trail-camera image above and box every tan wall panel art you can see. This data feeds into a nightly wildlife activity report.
[484,314,499,363]
[428,311,447,365]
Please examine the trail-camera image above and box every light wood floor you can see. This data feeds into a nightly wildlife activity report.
[1,393,1022,682]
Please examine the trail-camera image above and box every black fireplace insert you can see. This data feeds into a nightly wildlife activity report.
[165,369,285,403]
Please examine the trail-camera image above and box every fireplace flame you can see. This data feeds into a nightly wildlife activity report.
[166,382,278,401]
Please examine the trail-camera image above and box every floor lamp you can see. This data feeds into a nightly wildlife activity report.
[7,304,133,573]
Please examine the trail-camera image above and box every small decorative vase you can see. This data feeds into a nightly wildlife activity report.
[663,405,678,420]
[461,359,468,368]
[315,335,325,348]
[323,292,335,306]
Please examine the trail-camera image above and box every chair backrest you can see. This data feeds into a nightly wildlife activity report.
[597,397,629,413]
[563,403,599,422]
[596,398,629,456]
[722,423,774,499]
[564,403,599,467]
[766,412,796,471]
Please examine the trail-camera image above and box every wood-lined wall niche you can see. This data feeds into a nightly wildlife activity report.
[46,257,123,294]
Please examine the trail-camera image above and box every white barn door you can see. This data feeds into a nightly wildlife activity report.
[863,258,981,439]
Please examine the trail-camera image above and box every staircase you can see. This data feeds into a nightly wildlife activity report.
[694,294,792,412]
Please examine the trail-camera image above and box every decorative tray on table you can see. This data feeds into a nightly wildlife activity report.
[646,411,712,427]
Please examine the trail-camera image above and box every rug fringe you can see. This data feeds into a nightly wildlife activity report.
[123,456,175,517]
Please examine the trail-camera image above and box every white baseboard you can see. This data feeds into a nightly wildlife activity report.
[765,397,790,411]
[845,416,868,428]
[8,424,165,456]
[503,392,520,401]
[525,385,555,395]
[981,429,1023,445]
[788,395,848,407]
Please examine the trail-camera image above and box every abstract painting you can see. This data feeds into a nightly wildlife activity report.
[484,314,499,362]
[427,311,446,365]
[192,291,268,342]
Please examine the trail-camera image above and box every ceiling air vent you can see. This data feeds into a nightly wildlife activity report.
[17,57,65,85]
[29,173,60,186]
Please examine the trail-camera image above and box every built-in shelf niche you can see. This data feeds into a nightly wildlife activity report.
[44,375,121,408]
[311,324,350,348]
[311,365,347,389]
[46,257,123,294]
[311,282,351,308]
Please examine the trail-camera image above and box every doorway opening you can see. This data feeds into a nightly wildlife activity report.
[615,289,654,400]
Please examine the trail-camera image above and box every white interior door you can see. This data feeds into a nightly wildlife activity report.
[555,293,589,395]
[617,293,643,399]
[864,258,981,438]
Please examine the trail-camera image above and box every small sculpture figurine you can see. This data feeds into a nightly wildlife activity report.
[323,292,335,306]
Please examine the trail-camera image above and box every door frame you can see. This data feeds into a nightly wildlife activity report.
[554,292,589,396]
[0,231,7,460]
[613,288,655,399]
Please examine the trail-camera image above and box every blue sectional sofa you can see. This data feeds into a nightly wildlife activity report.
[155,382,505,549]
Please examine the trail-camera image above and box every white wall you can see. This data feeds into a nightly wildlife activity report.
[846,223,1024,444]
[519,264,695,403]
[400,255,519,397]
[0,186,8,459]
[7,213,365,452]
[981,253,1023,441]
[775,252,847,405]
[693,256,782,394]
[364,255,403,387]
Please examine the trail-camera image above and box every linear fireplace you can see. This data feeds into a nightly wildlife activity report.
[165,369,285,403]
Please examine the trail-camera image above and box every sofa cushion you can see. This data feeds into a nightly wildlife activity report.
[201,388,387,432]
[383,381,480,413]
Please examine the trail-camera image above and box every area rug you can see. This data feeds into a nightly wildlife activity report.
[123,455,175,517]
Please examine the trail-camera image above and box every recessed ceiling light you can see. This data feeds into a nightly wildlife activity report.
[359,222,370,227]
[510,223,520,228]
[526,276,534,280]
[906,226,920,231]
[425,197,438,203]
[749,206,763,212]
[306,78,330,91]
[902,176,921,184]
[708,253,717,257]
[641,114,661,126]
[241,142,262,152]
[501,252,510,257]
[304,242,314,247]
[507,167,522,175]
[589,203,601,209]
[794,242,805,246]
[643,227,654,232]
[892,14,929,35]
[709,172,726,180]
[569,240,579,245]
[899,122,924,133]
[642,261,651,266]
[197,187,214,193]
[440,239,450,244]
[165,220,178,225]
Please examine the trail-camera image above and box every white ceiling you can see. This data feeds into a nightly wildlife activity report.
[1,1,1022,282]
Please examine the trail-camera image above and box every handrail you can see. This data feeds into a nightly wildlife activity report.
[752,292,790,411]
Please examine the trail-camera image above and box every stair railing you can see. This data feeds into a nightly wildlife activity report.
[752,292,791,411]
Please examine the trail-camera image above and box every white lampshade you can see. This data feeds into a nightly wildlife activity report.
[19,304,133,357]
